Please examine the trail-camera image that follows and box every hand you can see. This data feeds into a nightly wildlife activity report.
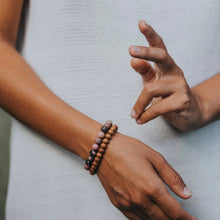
[128,20,204,131]
[97,132,197,220]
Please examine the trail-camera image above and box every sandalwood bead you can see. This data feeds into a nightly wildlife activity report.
[98,148,105,153]
[96,152,103,158]
[111,124,118,131]
[100,143,107,148]
[91,165,96,170]
[89,170,94,175]
[93,161,99,166]
[94,157,101,162]
[107,129,114,135]
[102,138,109,144]
[105,133,112,139]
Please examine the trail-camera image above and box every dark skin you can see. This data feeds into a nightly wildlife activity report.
[0,1,202,219]
[129,20,220,131]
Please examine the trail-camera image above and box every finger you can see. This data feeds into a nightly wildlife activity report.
[130,58,156,83]
[131,80,176,119]
[153,187,197,220]
[136,93,187,124]
[138,20,167,51]
[119,208,146,220]
[150,154,192,199]
[139,201,170,220]
[129,46,168,64]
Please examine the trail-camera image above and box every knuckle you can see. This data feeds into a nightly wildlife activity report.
[145,83,157,96]
[158,49,168,61]
[170,172,183,187]
[149,105,161,117]
[179,93,191,109]
[129,192,144,207]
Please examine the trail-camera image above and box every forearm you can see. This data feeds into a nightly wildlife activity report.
[191,72,220,126]
[0,41,102,160]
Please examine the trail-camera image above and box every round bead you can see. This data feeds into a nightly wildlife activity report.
[88,155,93,161]
[84,164,90,170]
[98,131,105,138]
[101,126,108,133]
[102,138,109,144]
[93,161,99,166]
[92,143,99,150]
[111,124,118,131]
[105,120,112,124]
[100,143,107,149]
[107,129,114,135]
[96,152,103,158]
[86,160,92,167]
[95,138,102,144]
[91,165,96,170]
[105,133,112,139]
[94,157,101,162]
[104,122,112,129]
[98,148,105,153]
[89,170,95,175]
[90,150,96,156]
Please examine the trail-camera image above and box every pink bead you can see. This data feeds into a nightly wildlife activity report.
[84,164,90,170]
[98,131,105,138]
[104,120,112,128]
[95,138,102,144]
[92,143,99,150]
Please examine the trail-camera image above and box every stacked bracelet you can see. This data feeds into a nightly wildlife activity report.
[84,120,118,175]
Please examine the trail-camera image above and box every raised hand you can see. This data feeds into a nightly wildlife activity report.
[97,132,197,220]
[128,20,205,131]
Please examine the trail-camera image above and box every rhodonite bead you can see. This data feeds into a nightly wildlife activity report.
[102,138,109,144]
[84,164,90,170]
[90,150,96,156]
[96,152,103,158]
[95,138,102,144]
[98,148,105,153]
[104,121,112,128]
[92,143,99,150]
[101,126,108,133]
[98,131,105,138]
[105,133,111,139]
[88,155,93,161]
[100,143,107,149]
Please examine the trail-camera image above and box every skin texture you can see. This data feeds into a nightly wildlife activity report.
[0,1,198,219]
[129,20,220,131]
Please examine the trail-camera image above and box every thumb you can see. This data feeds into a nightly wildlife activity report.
[150,154,192,199]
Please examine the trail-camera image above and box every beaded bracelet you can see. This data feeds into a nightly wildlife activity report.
[84,120,118,175]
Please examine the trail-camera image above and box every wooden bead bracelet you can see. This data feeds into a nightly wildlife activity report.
[84,120,118,175]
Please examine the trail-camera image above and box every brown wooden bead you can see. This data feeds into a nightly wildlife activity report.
[89,170,95,175]
[100,143,107,149]
[107,129,114,135]
[102,138,109,144]
[93,161,99,166]
[96,152,103,158]
[105,133,112,139]
[94,157,101,162]
[91,165,96,170]
[98,148,105,153]
[111,124,118,131]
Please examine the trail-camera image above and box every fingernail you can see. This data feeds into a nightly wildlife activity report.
[136,118,141,124]
[183,186,192,196]
[133,46,140,54]
[130,109,136,118]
